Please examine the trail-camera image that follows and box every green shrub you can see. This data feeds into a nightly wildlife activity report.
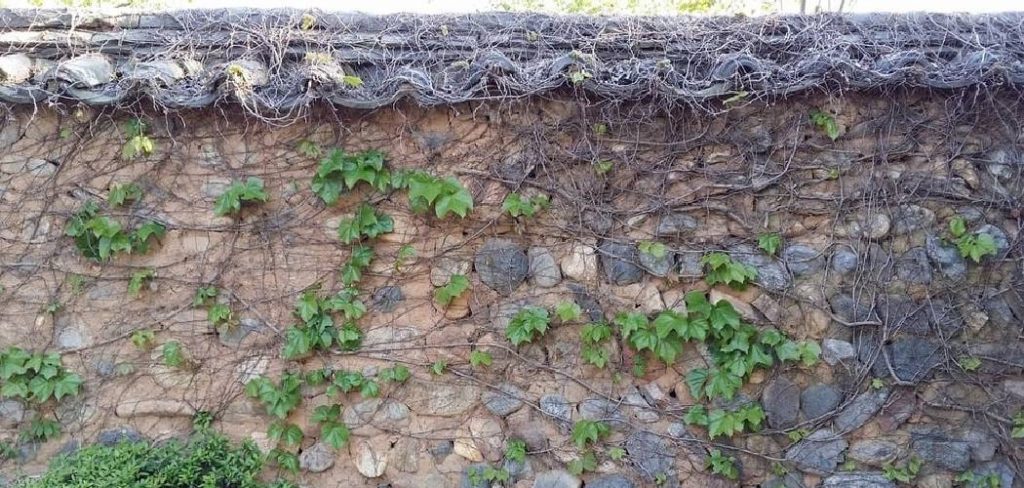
[17,432,293,488]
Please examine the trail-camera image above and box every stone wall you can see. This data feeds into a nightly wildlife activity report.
[0,91,1022,487]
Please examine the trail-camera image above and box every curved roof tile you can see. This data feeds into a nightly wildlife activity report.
[0,9,1020,112]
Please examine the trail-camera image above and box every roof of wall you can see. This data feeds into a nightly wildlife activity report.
[0,9,1021,114]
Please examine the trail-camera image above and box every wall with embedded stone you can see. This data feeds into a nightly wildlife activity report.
[0,92,1022,488]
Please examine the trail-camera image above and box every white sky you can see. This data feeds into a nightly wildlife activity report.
[186,0,1020,13]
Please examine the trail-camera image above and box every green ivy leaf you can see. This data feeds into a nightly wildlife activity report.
[322,421,350,449]
[685,368,708,399]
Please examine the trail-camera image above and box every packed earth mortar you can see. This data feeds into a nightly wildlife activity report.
[0,9,1022,488]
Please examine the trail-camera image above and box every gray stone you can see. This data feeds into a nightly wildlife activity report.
[985,148,1020,181]
[502,456,532,481]
[430,440,453,461]
[25,159,57,177]
[568,283,604,322]
[875,295,930,335]
[895,248,932,284]
[0,400,25,428]
[637,249,674,277]
[820,472,895,488]
[676,251,703,277]
[402,380,480,417]
[430,256,472,287]
[834,388,889,433]
[843,213,891,240]
[730,244,792,291]
[831,248,860,275]
[666,422,695,439]
[782,244,824,276]
[539,394,571,424]
[582,210,614,234]
[801,384,842,419]
[976,224,1010,256]
[926,235,967,281]
[911,436,971,471]
[763,376,800,429]
[656,213,698,236]
[762,474,806,488]
[202,179,231,199]
[625,430,673,481]
[55,326,86,350]
[532,469,581,488]
[599,241,644,285]
[97,426,144,446]
[885,338,941,384]
[372,286,403,313]
[890,204,935,235]
[969,461,1015,488]
[587,474,635,488]
[967,343,1024,374]
[57,439,80,457]
[829,293,876,324]
[528,247,562,288]
[785,429,848,475]
[578,397,625,428]
[0,53,33,84]
[217,323,251,349]
[475,238,529,295]
[848,440,899,466]
[482,383,526,417]
[91,358,117,378]
[961,428,997,462]
[823,339,857,365]
[299,441,335,473]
